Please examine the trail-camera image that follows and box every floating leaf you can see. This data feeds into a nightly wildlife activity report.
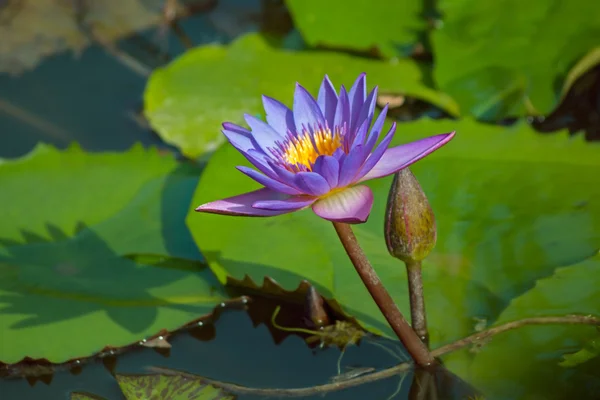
[143,33,458,159]
[451,254,600,399]
[285,0,424,57]
[188,117,600,397]
[116,374,235,400]
[432,0,600,119]
[0,145,229,364]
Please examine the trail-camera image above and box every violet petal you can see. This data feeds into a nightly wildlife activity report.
[348,73,366,131]
[356,86,378,133]
[262,95,295,135]
[293,83,325,133]
[364,104,389,154]
[351,117,370,151]
[312,185,373,223]
[195,188,294,217]
[356,122,397,180]
[333,86,350,132]
[243,149,278,177]
[358,132,456,182]
[253,195,317,211]
[313,155,340,188]
[317,75,338,128]
[222,123,255,153]
[294,172,331,196]
[237,166,302,195]
[244,114,282,152]
[338,144,366,187]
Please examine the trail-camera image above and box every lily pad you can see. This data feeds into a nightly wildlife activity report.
[285,0,424,57]
[452,254,600,399]
[0,144,227,364]
[431,0,600,120]
[116,374,234,400]
[188,117,600,396]
[143,33,459,159]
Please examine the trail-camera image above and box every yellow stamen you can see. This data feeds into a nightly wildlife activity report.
[283,127,342,170]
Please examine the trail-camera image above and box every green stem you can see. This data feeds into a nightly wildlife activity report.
[331,222,435,367]
[406,260,429,346]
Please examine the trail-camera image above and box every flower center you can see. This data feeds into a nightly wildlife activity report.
[281,127,342,171]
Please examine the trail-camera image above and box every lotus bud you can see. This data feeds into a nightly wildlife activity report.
[384,167,436,263]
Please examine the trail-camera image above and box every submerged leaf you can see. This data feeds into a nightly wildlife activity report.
[116,374,235,400]
[0,0,164,75]
[560,332,600,367]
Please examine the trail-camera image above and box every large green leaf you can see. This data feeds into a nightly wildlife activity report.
[285,0,424,58]
[432,0,600,120]
[450,254,600,399]
[0,145,226,364]
[116,374,234,400]
[144,33,458,159]
[187,117,600,397]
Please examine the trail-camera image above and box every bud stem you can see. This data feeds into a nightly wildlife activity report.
[406,260,429,347]
[331,221,435,367]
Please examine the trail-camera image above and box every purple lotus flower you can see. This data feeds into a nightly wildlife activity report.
[196,73,455,224]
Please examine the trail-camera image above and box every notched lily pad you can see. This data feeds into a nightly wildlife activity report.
[226,275,365,347]
[116,374,235,400]
[0,144,231,364]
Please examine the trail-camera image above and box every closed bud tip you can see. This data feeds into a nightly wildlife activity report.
[384,167,436,263]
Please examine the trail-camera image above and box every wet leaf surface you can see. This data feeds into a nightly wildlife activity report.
[285,0,424,58]
[189,117,600,397]
[432,0,600,120]
[143,33,459,159]
[0,144,229,364]
[451,253,600,399]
